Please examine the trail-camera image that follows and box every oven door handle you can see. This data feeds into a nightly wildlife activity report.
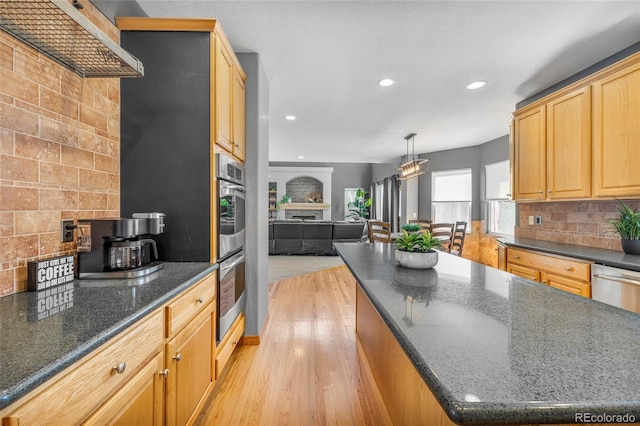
[593,274,640,288]
[220,184,246,193]
[220,253,245,274]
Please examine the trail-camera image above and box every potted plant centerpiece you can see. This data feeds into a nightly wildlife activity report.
[400,223,423,234]
[395,230,442,269]
[608,200,640,255]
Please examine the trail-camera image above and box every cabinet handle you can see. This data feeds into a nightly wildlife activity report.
[542,279,548,284]
[111,362,126,375]
[196,296,204,304]
[565,266,574,272]
[547,189,552,193]
[172,353,182,362]
[159,369,170,377]
[514,255,520,259]
[538,190,543,194]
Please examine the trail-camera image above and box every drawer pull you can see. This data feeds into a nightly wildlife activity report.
[111,362,126,375]
[514,255,520,259]
[172,353,182,362]
[197,296,204,304]
[565,266,574,272]
[542,279,548,284]
[159,369,170,377]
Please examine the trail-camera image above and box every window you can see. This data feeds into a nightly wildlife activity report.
[431,169,472,226]
[485,160,516,235]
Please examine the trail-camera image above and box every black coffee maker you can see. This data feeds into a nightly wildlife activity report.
[77,213,165,279]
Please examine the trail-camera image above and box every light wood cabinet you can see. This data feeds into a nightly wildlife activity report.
[506,247,592,298]
[593,59,640,197]
[512,52,640,202]
[2,271,219,426]
[215,39,246,162]
[215,312,245,379]
[356,285,457,426]
[546,86,591,199]
[513,105,546,200]
[84,352,165,426]
[232,67,246,161]
[513,86,591,201]
[166,304,216,426]
[2,310,164,426]
[215,40,234,154]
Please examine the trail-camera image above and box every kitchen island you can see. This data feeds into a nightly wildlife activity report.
[0,262,217,411]
[334,242,640,425]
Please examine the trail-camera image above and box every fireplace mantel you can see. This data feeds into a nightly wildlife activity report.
[280,203,330,211]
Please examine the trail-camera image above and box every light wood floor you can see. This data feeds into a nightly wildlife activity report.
[195,265,392,426]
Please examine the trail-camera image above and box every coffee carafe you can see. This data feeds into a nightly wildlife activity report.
[77,214,165,279]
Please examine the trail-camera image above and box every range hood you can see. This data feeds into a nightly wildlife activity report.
[0,0,144,78]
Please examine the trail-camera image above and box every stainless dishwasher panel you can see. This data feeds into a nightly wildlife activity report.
[591,264,640,315]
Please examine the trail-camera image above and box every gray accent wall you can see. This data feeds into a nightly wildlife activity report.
[417,135,509,221]
[269,162,373,220]
[238,53,269,337]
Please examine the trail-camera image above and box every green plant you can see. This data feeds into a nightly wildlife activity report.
[401,223,422,233]
[395,230,442,253]
[609,200,640,240]
[347,188,372,220]
[279,194,292,204]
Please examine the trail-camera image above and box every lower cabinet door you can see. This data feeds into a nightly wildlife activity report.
[542,273,591,298]
[507,263,541,282]
[166,304,215,426]
[84,351,165,426]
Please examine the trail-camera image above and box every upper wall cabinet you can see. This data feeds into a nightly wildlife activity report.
[593,60,640,197]
[513,86,591,201]
[512,52,639,202]
[215,36,246,162]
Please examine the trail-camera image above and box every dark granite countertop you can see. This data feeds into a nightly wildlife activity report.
[498,237,640,272]
[335,243,640,425]
[0,262,217,410]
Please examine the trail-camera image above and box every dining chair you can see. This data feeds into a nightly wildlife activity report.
[430,223,454,251]
[450,221,467,256]
[368,221,392,243]
[409,219,432,233]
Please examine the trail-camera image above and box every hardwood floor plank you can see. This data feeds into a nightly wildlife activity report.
[195,266,392,426]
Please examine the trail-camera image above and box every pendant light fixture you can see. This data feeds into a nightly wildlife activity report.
[397,132,429,180]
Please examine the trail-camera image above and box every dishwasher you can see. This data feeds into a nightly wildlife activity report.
[591,264,640,315]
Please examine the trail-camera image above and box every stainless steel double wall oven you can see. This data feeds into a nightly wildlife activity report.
[216,153,246,342]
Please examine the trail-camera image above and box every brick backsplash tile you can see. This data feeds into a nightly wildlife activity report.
[0,68,39,105]
[40,86,79,120]
[79,191,108,210]
[39,116,79,146]
[1,102,39,136]
[15,134,60,162]
[0,155,38,182]
[0,269,15,296]
[40,162,79,186]
[95,153,118,173]
[79,169,109,190]
[1,0,119,295]
[40,189,78,210]
[79,104,107,132]
[0,42,12,71]
[1,187,38,211]
[0,212,14,236]
[61,145,94,168]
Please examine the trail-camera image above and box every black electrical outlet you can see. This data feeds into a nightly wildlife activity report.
[61,220,74,243]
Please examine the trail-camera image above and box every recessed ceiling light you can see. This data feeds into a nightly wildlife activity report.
[466,81,486,90]
[378,78,395,87]
[285,115,296,120]
[298,156,304,159]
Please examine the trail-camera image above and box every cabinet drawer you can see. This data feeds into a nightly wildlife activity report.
[507,247,591,282]
[543,273,592,298]
[4,310,163,426]
[215,313,244,379]
[166,272,216,337]
[507,263,541,281]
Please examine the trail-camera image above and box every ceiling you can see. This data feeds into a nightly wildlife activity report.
[95,1,640,163]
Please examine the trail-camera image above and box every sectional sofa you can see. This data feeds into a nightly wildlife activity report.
[268,219,368,255]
